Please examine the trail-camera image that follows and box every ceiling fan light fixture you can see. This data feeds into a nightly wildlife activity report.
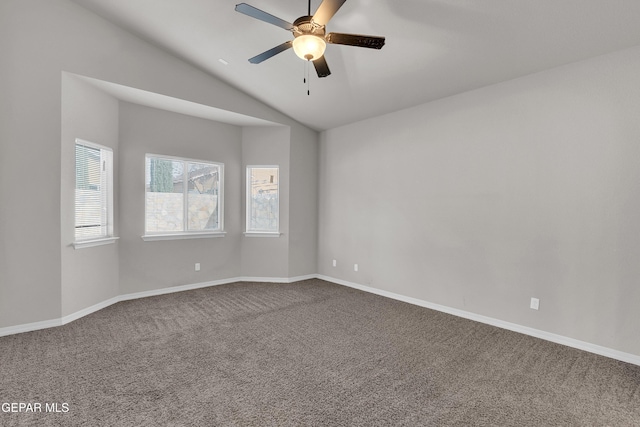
[292,34,326,61]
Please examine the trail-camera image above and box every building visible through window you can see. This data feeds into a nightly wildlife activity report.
[246,166,279,233]
[145,154,223,234]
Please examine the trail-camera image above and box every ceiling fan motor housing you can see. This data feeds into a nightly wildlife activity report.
[235,1,385,77]
[293,16,326,37]
[292,16,326,60]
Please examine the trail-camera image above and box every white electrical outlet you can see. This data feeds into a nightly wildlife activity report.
[195,263,200,272]
[332,259,337,267]
[354,264,358,272]
[530,297,539,310]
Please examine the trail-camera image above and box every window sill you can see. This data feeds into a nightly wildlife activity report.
[243,232,282,238]
[73,237,119,249]
[141,232,226,241]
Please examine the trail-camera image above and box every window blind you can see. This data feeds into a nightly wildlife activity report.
[75,141,113,241]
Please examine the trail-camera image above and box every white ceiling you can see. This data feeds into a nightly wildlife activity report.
[73,74,280,127]
[72,0,640,131]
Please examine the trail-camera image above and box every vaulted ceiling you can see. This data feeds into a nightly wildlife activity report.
[72,0,640,131]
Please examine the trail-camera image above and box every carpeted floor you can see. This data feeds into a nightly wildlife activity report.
[1,279,639,426]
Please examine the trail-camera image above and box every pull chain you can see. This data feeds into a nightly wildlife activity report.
[303,60,311,95]
[307,60,311,95]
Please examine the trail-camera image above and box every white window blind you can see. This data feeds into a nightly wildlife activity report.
[145,155,223,235]
[75,139,113,241]
[246,166,279,233]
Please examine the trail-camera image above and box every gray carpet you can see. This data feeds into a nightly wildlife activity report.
[1,279,639,426]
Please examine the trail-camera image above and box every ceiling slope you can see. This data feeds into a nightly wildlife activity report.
[72,0,640,131]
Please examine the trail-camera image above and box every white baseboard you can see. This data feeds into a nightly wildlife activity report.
[316,274,640,367]
[61,296,121,325]
[238,274,318,283]
[119,277,241,302]
[0,275,310,338]
[0,318,63,337]
[3,274,639,367]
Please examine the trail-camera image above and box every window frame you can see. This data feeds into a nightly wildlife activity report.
[142,153,225,241]
[245,165,280,237]
[73,138,118,249]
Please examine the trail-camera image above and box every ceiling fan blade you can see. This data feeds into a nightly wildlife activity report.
[235,3,294,30]
[248,41,293,64]
[312,0,347,26]
[313,56,331,78]
[326,32,385,49]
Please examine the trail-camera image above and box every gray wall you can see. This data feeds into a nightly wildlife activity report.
[318,46,640,356]
[288,125,319,277]
[61,74,120,316]
[241,126,291,278]
[118,103,243,294]
[0,0,318,329]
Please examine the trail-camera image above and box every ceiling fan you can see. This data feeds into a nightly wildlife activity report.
[235,0,385,78]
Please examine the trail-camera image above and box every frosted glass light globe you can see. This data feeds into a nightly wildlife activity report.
[292,35,326,61]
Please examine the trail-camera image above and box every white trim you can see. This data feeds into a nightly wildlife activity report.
[75,139,115,242]
[316,274,640,367]
[75,138,111,152]
[0,318,62,337]
[141,232,226,241]
[246,165,279,234]
[144,153,224,236]
[238,274,317,283]
[72,236,119,249]
[119,278,238,302]
[60,296,121,325]
[145,152,222,165]
[3,273,639,366]
[283,274,317,282]
[0,275,316,338]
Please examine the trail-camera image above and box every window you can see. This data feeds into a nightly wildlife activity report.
[144,154,224,239]
[74,139,115,245]
[246,166,279,234]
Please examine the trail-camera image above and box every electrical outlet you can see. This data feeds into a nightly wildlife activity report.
[530,297,539,310]
[195,263,200,272]
[354,264,358,272]
[332,259,337,267]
